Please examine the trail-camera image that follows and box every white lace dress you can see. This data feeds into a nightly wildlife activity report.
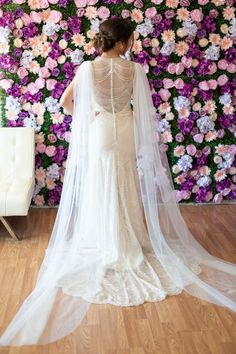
[58,57,183,306]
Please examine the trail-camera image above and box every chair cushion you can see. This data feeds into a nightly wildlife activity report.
[0,177,35,216]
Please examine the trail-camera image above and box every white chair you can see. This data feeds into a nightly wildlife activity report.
[0,127,35,240]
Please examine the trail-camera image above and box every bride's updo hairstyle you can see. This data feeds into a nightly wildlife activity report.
[92,18,133,52]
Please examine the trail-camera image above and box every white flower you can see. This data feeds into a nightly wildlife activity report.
[173,96,191,111]
[5,96,21,114]
[156,119,171,133]
[160,41,176,56]
[136,18,154,37]
[46,163,60,180]
[23,113,41,132]
[177,154,193,172]
[45,97,60,113]
[42,22,61,36]
[69,49,84,65]
[197,176,211,187]
[197,115,215,134]
[0,26,11,43]
[219,93,231,106]
[90,18,100,33]
[229,18,236,37]
[20,50,33,69]
[182,21,198,37]
[204,45,220,61]
[218,152,234,169]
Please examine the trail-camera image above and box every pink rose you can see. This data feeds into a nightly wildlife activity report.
[207,79,217,90]
[97,6,110,19]
[30,11,42,23]
[46,79,57,91]
[175,78,184,89]
[208,62,217,75]
[213,193,223,204]
[21,13,31,25]
[39,67,50,78]
[35,77,45,89]
[145,7,157,18]
[198,0,209,4]
[48,133,57,143]
[199,81,209,90]
[193,134,204,143]
[181,56,192,68]
[227,64,236,73]
[45,57,57,70]
[74,0,86,6]
[48,10,62,23]
[0,79,13,90]
[87,0,98,5]
[217,74,228,86]
[167,63,176,74]
[36,143,46,153]
[191,9,203,22]
[13,0,26,3]
[45,146,56,157]
[121,9,131,18]
[159,88,171,101]
[186,144,197,156]
[218,59,228,70]
[176,63,184,75]
[27,82,39,95]
[163,78,174,89]
[17,67,28,79]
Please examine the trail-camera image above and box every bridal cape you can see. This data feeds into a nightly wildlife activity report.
[0,58,236,346]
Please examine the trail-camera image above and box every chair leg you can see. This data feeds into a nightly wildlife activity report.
[0,216,22,240]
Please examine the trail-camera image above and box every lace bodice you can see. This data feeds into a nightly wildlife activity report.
[91,57,134,115]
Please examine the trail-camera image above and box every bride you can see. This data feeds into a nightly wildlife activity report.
[0,18,236,346]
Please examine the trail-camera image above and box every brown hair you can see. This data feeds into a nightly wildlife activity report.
[92,18,134,53]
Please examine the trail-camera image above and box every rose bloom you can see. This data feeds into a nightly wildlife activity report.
[191,9,203,22]
[46,79,57,91]
[198,0,209,4]
[51,112,64,124]
[176,7,190,21]
[174,145,185,157]
[217,74,228,86]
[45,145,56,157]
[36,143,46,154]
[186,144,197,156]
[214,155,222,164]
[227,64,236,73]
[145,7,157,18]
[172,164,180,174]
[85,6,97,20]
[97,6,110,19]
[159,88,171,101]
[223,106,234,114]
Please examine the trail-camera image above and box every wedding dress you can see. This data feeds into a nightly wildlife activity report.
[0,57,236,347]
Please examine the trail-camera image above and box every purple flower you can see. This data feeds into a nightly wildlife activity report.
[58,0,68,7]
[67,16,81,34]
[22,23,39,39]
[216,178,231,192]
[179,177,195,191]
[195,186,211,203]
[49,42,62,60]
[178,118,194,135]
[0,54,18,71]
[7,83,21,97]
[52,82,66,99]
[219,114,236,129]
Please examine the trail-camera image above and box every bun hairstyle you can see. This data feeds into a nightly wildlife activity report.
[92,18,134,53]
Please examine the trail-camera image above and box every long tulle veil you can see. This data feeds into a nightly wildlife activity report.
[0,59,236,346]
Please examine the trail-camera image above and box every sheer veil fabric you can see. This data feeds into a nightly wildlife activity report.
[0,58,236,347]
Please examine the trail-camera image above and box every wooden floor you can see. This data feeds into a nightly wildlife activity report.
[0,205,236,354]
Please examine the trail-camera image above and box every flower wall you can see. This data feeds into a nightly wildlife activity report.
[0,0,235,206]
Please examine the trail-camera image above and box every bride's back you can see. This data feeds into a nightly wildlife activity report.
[91,57,134,114]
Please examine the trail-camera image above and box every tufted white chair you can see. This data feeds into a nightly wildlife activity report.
[0,127,35,240]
